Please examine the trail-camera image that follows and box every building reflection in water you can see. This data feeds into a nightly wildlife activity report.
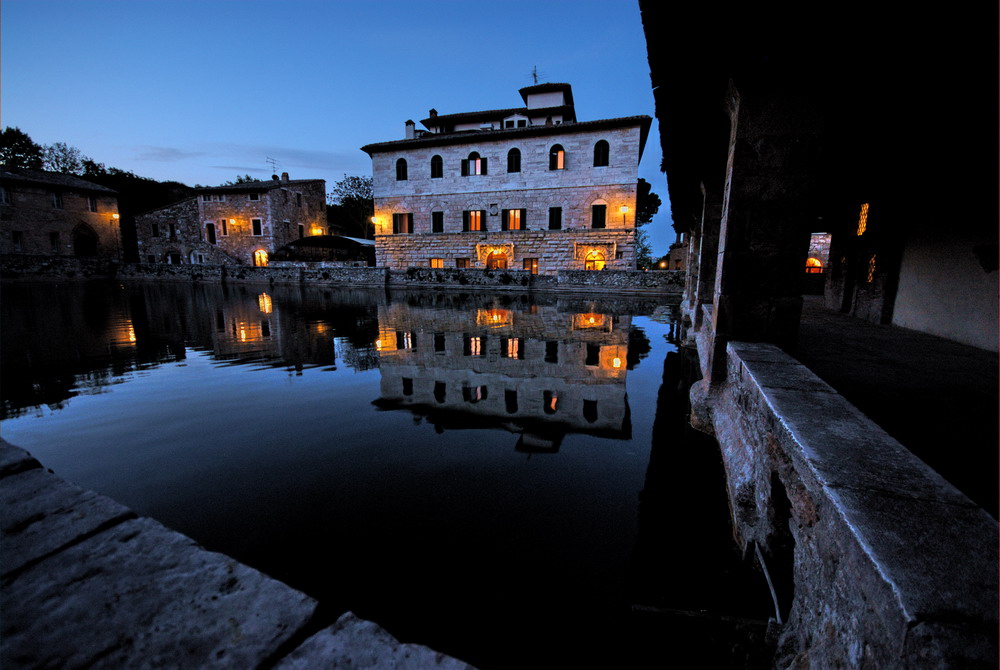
[373,301,637,452]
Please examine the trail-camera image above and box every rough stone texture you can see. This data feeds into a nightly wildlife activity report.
[135,197,239,266]
[0,254,120,280]
[2,516,318,669]
[705,340,998,669]
[1,467,135,577]
[0,440,41,477]
[558,269,683,293]
[276,613,476,670]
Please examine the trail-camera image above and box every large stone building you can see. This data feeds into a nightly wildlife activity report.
[0,167,121,258]
[361,84,650,275]
[135,173,326,266]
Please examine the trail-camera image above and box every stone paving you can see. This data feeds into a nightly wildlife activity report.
[0,440,475,669]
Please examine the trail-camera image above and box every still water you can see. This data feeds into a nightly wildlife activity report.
[1,281,771,668]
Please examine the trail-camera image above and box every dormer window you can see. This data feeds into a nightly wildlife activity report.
[549,145,565,170]
[461,152,487,176]
[503,115,528,129]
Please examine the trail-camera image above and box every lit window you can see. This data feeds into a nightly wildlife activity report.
[805,257,823,273]
[585,250,606,271]
[523,258,538,274]
[857,203,869,236]
[503,208,524,231]
[507,148,521,173]
[867,254,876,283]
[430,258,444,268]
[253,249,268,267]
[593,140,609,167]
[465,336,483,356]
[392,213,413,234]
[463,152,486,176]
[396,331,415,350]
[430,155,443,178]
[486,250,507,269]
[251,219,262,236]
[549,145,565,170]
[463,210,484,232]
[395,158,408,181]
[502,337,524,360]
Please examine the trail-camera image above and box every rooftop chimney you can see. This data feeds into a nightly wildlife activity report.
[429,108,438,118]
[281,172,289,183]
[405,119,415,139]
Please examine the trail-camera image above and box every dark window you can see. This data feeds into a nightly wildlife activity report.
[548,207,562,230]
[11,230,23,251]
[51,192,63,209]
[0,187,11,205]
[507,148,521,173]
[456,258,470,269]
[517,119,527,127]
[249,192,260,201]
[586,343,600,366]
[545,341,559,363]
[205,223,217,245]
[49,231,60,252]
[549,145,565,170]
[252,219,263,236]
[505,120,514,129]
[298,224,305,238]
[434,333,446,352]
[220,219,228,236]
[583,400,598,423]
[402,377,413,396]
[151,223,160,237]
[147,254,155,263]
[168,223,177,240]
[593,140,609,167]
[592,204,606,229]
[434,381,447,403]
[395,158,408,181]
[88,196,98,212]
[505,390,518,414]
[463,385,487,403]
[296,193,302,207]
[261,320,271,337]
[432,211,444,233]
[392,213,413,234]
[430,155,443,178]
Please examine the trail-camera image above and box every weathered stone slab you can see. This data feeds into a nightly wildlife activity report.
[0,439,41,478]
[1,467,134,577]
[2,517,317,669]
[275,612,476,670]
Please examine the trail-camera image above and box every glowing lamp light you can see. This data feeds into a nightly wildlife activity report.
[375,339,382,350]
[612,357,622,369]
[229,218,236,225]
[370,216,377,223]
[659,261,667,269]
[111,213,120,220]
[620,206,629,214]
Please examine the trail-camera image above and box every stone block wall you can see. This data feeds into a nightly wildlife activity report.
[136,198,239,266]
[557,269,684,292]
[1,185,120,259]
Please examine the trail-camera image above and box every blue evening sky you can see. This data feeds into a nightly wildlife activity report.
[2,0,675,253]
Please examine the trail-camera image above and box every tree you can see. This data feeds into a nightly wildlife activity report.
[634,178,662,269]
[42,142,86,174]
[223,174,256,185]
[0,127,44,168]
[328,175,374,238]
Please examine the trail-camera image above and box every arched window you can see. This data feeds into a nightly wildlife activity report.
[430,155,443,178]
[254,249,269,267]
[395,158,407,181]
[585,250,606,271]
[463,151,486,176]
[549,144,565,170]
[593,140,609,167]
[805,257,823,273]
[507,148,521,173]
[486,250,508,270]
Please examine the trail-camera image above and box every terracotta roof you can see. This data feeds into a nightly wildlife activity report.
[195,178,324,193]
[1,167,117,194]
[420,105,575,129]
[361,115,652,156]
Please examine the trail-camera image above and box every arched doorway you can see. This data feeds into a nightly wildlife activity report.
[72,223,99,257]
[253,249,269,267]
[486,250,508,270]
[805,257,823,273]
[585,250,606,271]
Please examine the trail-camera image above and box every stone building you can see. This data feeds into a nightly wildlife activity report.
[361,84,651,275]
[0,167,121,258]
[135,173,326,266]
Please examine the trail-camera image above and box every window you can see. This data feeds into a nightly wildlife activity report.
[434,333,446,352]
[462,210,486,232]
[464,335,484,356]
[543,391,558,414]
[12,230,23,251]
[505,120,514,129]
[432,211,444,233]
[298,224,305,238]
[430,258,444,268]
[220,219,228,236]
[151,223,160,237]
[857,203,869,236]
[548,207,562,230]
[434,381,447,403]
[545,341,558,363]
[507,148,521,173]
[463,385,487,403]
[396,331,415,350]
[252,219,263,236]
[456,258,471,269]
[147,254,155,264]
[205,223,217,245]
[523,258,538,274]
[249,192,260,201]
[395,158,408,181]
[430,155,443,178]
[583,400,598,423]
[0,187,11,205]
[202,193,226,202]
[505,390,518,413]
[805,258,823,273]
[517,119,527,127]
[591,204,607,229]
[49,232,60,252]
[168,223,177,240]
[392,213,413,234]
[501,337,524,360]
[51,192,63,209]
[593,140,609,167]
[549,144,565,170]
[462,152,487,176]
[254,249,269,267]
[486,250,507,269]
[88,196,98,212]
[867,254,877,283]
[586,344,600,366]
[585,250,606,270]
[402,378,414,396]
[501,208,525,231]
[296,193,302,207]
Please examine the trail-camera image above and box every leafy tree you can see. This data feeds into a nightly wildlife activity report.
[0,127,44,168]
[223,174,257,185]
[634,178,662,269]
[42,142,87,174]
[328,175,374,238]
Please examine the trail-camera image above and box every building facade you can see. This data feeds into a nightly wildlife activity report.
[135,173,326,266]
[362,84,650,275]
[0,167,120,258]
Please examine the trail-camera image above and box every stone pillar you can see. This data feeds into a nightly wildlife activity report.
[707,80,822,381]
[694,181,724,331]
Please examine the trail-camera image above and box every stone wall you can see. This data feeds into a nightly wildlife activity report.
[136,198,239,266]
[0,254,119,280]
[690,338,997,668]
[1,184,120,259]
[558,269,684,293]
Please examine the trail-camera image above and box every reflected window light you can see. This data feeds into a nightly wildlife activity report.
[857,203,869,236]
[543,391,558,414]
[258,292,272,314]
[867,254,877,283]
[128,325,136,343]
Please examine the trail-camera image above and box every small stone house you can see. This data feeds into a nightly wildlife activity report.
[0,167,121,258]
[135,173,326,266]
[361,84,651,275]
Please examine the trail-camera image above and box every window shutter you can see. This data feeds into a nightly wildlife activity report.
[480,210,488,232]
[392,213,399,234]
[481,157,488,175]
[520,209,527,230]
[407,213,414,233]
[461,160,469,177]
[501,209,508,231]
[463,211,470,232]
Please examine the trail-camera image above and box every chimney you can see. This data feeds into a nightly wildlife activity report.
[429,108,438,118]
[281,172,289,183]
[405,120,415,139]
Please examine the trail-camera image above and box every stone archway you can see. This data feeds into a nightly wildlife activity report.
[486,250,508,270]
[72,223,99,257]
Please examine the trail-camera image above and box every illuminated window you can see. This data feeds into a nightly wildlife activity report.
[505,390,518,414]
[395,158,408,181]
[591,204,606,229]
[867,254,877,283]
[463,210,485,232]
[486,250,508,269]
[464,335,484,356]
[857,203,869,236]
[205,223,217,245]
[430,258,444,268]
[507,148,521,173]
[503,208,524,231]
[249,192,260,201]
[543,391,558,414]
[253,249,269,267]
[463,385,487,403]
[392,213,413,234]
[51,192,63,209]
[88,196,98,212]
[805,257,823,273]
[549,144,565,170]
[585,250,606,270]
[462,152,487,176]
[258,293,273,314]
[251,219,262,236]
[396,331,415,350]
[432,211,444,233]
[502,337,524,360]
[593,140,609,167]
[430,155,443,178]
[549,207,562,230]
[523,258,538,274]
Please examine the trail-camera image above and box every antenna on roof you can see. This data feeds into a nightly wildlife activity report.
[265,156,279,173]
[529,66,546,85]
